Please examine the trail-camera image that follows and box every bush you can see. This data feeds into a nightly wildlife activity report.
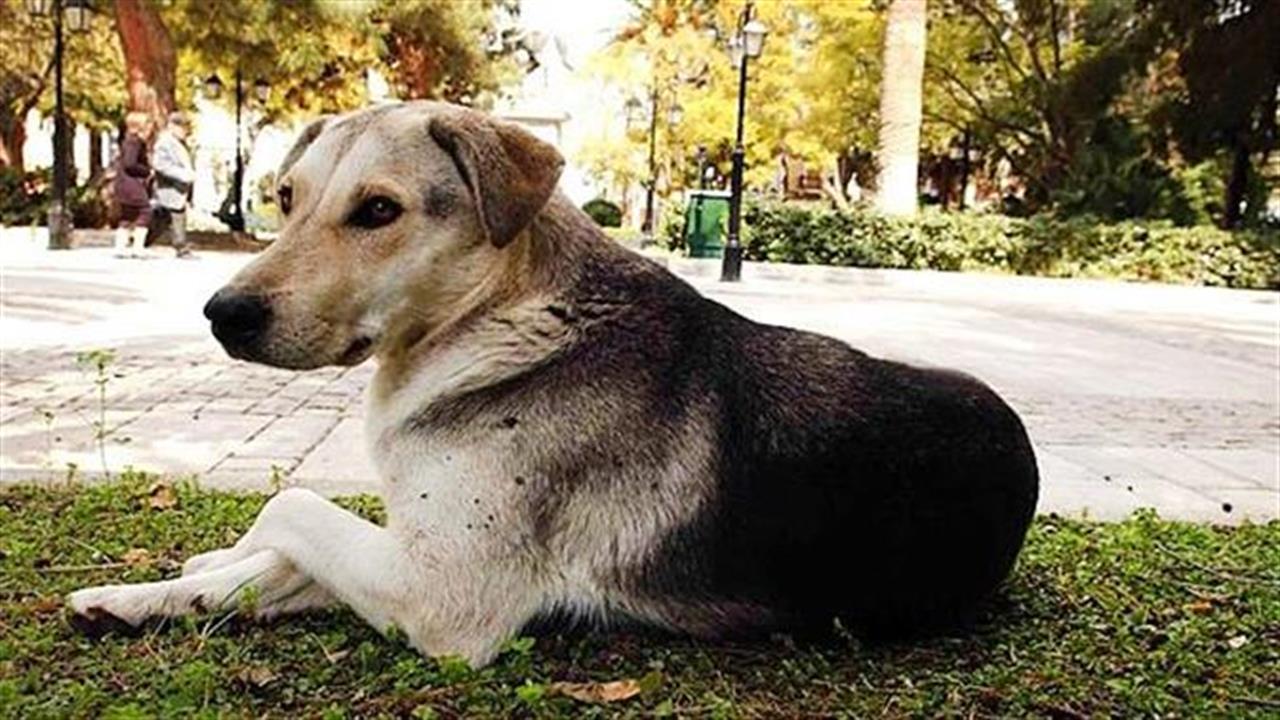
[658,199,1280,290]
[581,197,622,228]
[658,198,687,253]
[0,167,50,226]
[69,178,112,229]
[1,167,113,229]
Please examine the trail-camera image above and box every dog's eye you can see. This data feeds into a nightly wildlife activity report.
[349,196,403,229]
[278,185,293,215]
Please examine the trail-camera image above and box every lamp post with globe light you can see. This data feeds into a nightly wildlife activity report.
[24,0,93,250]
[720,2,767,282]
[204,70,270,233]
[626,93,683,243]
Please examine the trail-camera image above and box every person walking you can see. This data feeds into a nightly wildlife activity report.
[112,112,153,257]
[151,112,197,258]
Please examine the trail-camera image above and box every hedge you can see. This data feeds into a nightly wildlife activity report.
[0,167,112,229]
[581,197,623,228]
[662,200,1280,290]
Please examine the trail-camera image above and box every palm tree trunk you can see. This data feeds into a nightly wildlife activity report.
[874,0,928,216]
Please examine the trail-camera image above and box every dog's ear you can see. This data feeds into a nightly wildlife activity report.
[279,116,330,177]
[429,110,564,248]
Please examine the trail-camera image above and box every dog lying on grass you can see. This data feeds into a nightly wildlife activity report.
[69,102,1039,667]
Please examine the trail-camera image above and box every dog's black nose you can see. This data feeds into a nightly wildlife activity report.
[204,289,271,350]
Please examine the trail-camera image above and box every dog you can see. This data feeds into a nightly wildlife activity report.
[69,101,1039,667]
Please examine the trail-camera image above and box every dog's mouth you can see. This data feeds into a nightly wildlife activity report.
[339,335,375,365]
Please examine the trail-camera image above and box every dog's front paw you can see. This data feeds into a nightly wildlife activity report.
[66,586,149,637]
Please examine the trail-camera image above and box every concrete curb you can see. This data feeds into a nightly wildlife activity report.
[655,255,1278,300]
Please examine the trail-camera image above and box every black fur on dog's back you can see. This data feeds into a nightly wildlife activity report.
[678,317,1038,637]
[422,200,1038,640]
[534,215,1039,639]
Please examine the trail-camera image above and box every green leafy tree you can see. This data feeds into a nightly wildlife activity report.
[579,0,718,202]
[1144,0,1280,228]
[800,2,883,203]
[377,0,524,104]
[114,0,381,125]
[580,1,868,208]
[112,0,527,126]
[925,0,1167,213]
[0,0,126,172]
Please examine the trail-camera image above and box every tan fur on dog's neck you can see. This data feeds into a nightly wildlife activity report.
[370,192,592,405]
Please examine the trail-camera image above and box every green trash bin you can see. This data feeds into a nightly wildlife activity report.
[683,190,731,258]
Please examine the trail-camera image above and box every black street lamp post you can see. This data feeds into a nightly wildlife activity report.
[641,86,659,239]
[628,89,682,243]
[229,68,245,233]
[26,0,92,250]
[720,2,767,282]
[207,69,268,233]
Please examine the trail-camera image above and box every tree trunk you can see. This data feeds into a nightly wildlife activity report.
[0,113,24,173]
[114,0,177,126]
[874,0,928,216]
[1221,136,1250,229]
[89,130,103,180]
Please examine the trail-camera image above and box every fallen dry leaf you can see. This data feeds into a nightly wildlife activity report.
[236,666,279,687]
[1183,600,1214,615]
[146,482,178,511]
[31,595,62,616]
[121,548,152,567]
[549,679,642,704]
[322,647,350,665]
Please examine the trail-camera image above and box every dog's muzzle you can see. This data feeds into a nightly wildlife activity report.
[204,288,271,357]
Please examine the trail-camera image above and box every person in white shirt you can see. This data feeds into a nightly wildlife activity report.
[150,112,196,258]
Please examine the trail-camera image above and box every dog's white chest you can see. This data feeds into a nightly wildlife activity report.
[363,384,521,547]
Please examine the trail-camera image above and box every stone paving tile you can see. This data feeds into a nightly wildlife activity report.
[1210,488,1280,522]
[1094,446,1263,490]
[235,415,341,460]
[1033,447,1143,521]
[199,396,261,415]
[1014,395,1278,449]
[202,468,379,495]
[0,409,139,474]
[297,405,343,417]
[210,454,298,476]
[292,417,375,487]
[102,410,275,475]
[146,399,205,417]
[198,469,287,492]
[1182,448,1279,490]
[1125,478,1238,524]
[247,396,308,416]
[1045,445,1239,522]
[0,403,31,426]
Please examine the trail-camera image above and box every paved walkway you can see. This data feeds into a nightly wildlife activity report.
[2,242,1277,523]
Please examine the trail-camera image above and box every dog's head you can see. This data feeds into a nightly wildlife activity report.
[203,102,564,369]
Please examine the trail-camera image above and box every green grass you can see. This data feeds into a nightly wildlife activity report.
[1,477,1277,718]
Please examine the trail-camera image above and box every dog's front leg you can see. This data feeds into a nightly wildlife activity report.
[68,548,331,629]
[70,489,411,630]
[68,488,533,666]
